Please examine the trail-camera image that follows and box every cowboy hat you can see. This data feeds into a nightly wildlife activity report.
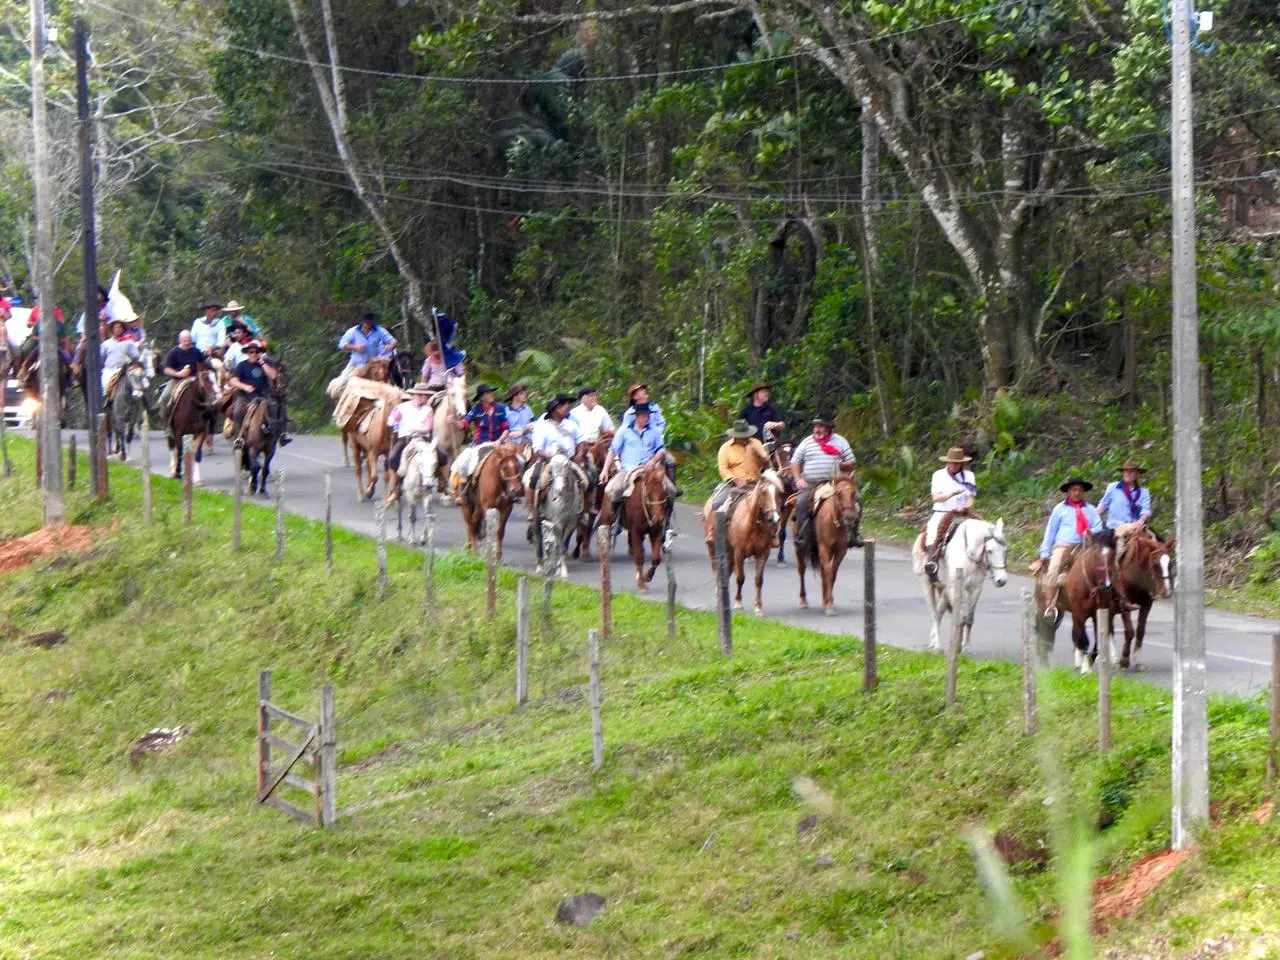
[1118,458,1146,473]
[544,392,575,417]
[108,318,127,332]
[505,383,528,402]
[631,401,654,415]
[576,386,596,399]
[199,299,222,311]
[626,382,647,401]
[472,383,497,404]
[939,446,973,464]
[243,340,264,352]
[724,419,756,439]
[407,382,434,397]
[745,382,771,397]
[1059,476,1093,493]
[224,300,245,312]
[811,414,834,428]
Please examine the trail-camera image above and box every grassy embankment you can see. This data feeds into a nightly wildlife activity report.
[0,437,1277,959]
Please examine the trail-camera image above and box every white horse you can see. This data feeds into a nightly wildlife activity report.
[535,454,586,580]
[912,518,1009,652]
[396,436,438,545]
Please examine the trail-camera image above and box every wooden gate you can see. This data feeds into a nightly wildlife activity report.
[256,670,337,827]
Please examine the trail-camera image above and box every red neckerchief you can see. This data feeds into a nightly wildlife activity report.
[1066,497,1089,535]
[814,433,841,457]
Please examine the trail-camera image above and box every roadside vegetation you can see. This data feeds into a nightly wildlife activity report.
[0,438,1277,958]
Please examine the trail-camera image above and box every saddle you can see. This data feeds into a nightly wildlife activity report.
[333,377,404,430]
[811,480,837,512]
[398,437,434,478]
[104,367,125,399]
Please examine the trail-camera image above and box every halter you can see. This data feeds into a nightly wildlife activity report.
[962,521,1008,581]
[497,451,523,496]
[636,467,668,530]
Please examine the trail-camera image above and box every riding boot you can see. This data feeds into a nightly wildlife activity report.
[924,542,940,579]
[666,460,682,497]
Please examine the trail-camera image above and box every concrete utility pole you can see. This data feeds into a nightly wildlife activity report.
[75,17,103,495]
[31,0,64,527]
[1169,0,1208,850]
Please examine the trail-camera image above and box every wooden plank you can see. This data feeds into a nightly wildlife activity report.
[141,413,152,523]
[261,701,315,730]
[714,512,732,657]
[598,525,612,640]
[1099,592,1112,752]
[1021,587,1038,735]
[265,793,315,825]
[945,566,963,708]
[263,731,315,760]
[863,539,877,693]
[267,765,317,795]
[1269,633,1280,783]
[588,628,603,770]
[259,726,317,802]
[318,685,337,828]
[257,670,271,798]
[516,577,529,706]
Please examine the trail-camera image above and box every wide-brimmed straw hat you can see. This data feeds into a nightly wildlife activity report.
[408,382,433,397]
[725,419,756,439]
[939,446,972,464]
[505,383,527,402]
[1059,476,1093,493]
[472,383,497,404]
[1119,458,1146,473]
[224,299,245,312]
[745,381,771,397]
[626,382,647,401]
[544,392,575,417]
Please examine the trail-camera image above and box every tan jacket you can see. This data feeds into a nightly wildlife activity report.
[717,438,769,483]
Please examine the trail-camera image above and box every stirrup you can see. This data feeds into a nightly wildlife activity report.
[924,559,938,578]
[1044,605,1058,620]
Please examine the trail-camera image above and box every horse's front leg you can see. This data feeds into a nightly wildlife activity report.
[644,530,662,586]
[192,434,204,486]
[796,550,808,609]
[631,528,648,591]
[820,549,836,616]
[732,550,745,611]
[1071,615,1092,675]
[1132,602,1151,669]
[495,503,512,563]
[169,437,180,479]
[752,550,766,616]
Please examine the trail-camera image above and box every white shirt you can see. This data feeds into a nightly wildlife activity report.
[192,317,227,353]
[531,416,580,458]
[224,340,248,370]
[931,467,976,513]
[569,402,614,442]
[392,400,433,436]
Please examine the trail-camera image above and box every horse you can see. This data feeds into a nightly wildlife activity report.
[166,370,215,484]
[334,358,392,467]
[395,436,438,545]
[535,454,588,580]
[703,476,783,615]
[1107,534,1174,670]
[428,374,469,490]
[458,443,523,559]
[1036,540,1116,675]
[794,474,861,615]
[911,518,1009,652]
[346,394,396,501]
[388,350,417,390]
[767,433,798,565]
[604,461,670,591]
[104,362,148,461]
[18,345,72,426]
[571,433,612,561]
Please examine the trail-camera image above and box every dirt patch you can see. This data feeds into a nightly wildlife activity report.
[24,631,67,649]
[0,526,96,575]
[1094,848,1192,924]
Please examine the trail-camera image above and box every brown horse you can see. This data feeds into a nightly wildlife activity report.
[571,433,613,561]
[603,462,669,591]
[238,398,278,496]
[1107,535,1174,670]
[1040,541,1116,675]
[459,443,524,559]
[702,477,783,615]
[346,397,396,501]
[795,474,860,615]
[167,370,215,484]
[338,358,391,468]
[768,434,798,565]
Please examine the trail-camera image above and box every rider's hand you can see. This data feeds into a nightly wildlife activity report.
[733,478,747,487]
[796,478,809,490]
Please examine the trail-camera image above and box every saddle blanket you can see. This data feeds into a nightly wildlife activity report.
[333,378,405,431]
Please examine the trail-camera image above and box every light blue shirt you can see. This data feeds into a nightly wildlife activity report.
[191,316,226,353]
[1098,480,1152,528]
[507,403,535,438]
[620,402,666,438]
[610,424,665,471]
[1039,500,1104,558]
[100,337,139,371]
[339,324,396,368]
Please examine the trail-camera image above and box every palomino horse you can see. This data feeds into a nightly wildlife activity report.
[238,398,279,496]
[395,436,438,545]
[702,476,783,615]
[571,433,612,561]
[795,474,861,615]
[338,358,392,468]
[459,443,523,559]
[911,518,1009,652]
[105,363,149,460]
[1035,540,1116,675]
[535,454,587,580]
[167,370,215,484]
[603,462,670,591]
[1107,535,1174,670]
[428,374,469,490]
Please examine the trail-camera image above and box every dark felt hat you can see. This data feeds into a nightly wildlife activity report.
[472,383,497,404]
[505,383,527,402]
[631,401,654,416]
[1059,476,1093,493]
[576,386,596,399]
[811,414,835,428]
[745,382,771,397]
[544,393,575,417]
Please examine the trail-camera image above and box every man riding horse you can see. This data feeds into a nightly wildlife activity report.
[739,382,785,443]
[569,386,613,442]
[706,419,773,544]
[387,382,436,483]
[228,341,284,448]
[922,446,978,579]
[1034,476,1106,620]
[449,383,510,503]
[524,393,590,554]
[329,311,396,400]
[601,401,673,526]
[1098,457,1160,611]
[619,383,679,495]
[791,415,862,553]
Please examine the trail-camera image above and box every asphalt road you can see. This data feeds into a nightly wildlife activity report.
[85,431,1280,696]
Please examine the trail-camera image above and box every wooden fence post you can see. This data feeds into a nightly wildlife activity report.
[1268,633,1280,784]
[182,446,194,525]
[588,628,603,770]
[256,669,272,799]
[485,507,499,618]
[424,497,435,604]
[323,471,333,572]
[67,432,76,488]
[95,412,108,500]
[541,521,556,623]
[664,534,676,642]
[597,524,612,640]
[0,396,10,477]
[714,512,732,657]
[140,413,153,525]
[232,468,243,550]
[1098,594,1113,753]
[1021,587,1038,735]
[945,566,963,708]
[863,539,877,693]
[317,684,337,828]
[516,577,529,707]
[34,414,42,486]
[375,500,389,594]
[274,469,285,561]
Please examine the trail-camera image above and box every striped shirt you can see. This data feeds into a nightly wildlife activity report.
[791,433,855,483]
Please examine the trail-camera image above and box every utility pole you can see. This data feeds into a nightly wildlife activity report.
[75,16,102,496]
[1169,0,1208,850]
[31,0,64,527]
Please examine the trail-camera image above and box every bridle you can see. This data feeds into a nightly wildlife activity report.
[964,521,1008,582]
[637,466,668,530]
[497,451,524,499]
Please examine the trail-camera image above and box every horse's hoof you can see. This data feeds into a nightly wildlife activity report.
[733,602,743,611]
[824,607,836,618]
[753,607,764,617]
[1118,657,1129,670]
[798,599,808,609]
[776,558,788,566]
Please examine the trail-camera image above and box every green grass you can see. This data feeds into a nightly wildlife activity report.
[0,437,1277,958]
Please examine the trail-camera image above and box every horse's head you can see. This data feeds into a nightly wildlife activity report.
[1133,536,1173,599]
[757,472,783,530]
[640,462,669,527]
[446,374,468,420]
[495,444,524,500]
[831,474,860,534]
[407,436,438,487]
[985,518,1009,587]
[124,362,148,398]
[360,357,392,382]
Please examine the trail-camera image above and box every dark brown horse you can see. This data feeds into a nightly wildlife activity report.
[238,398,278,496]
[1107,535,1174,670]
[795,474,860,616]
[167,370,215,484]
[603,462,669,591]
[768,434,798,565]
[459,443,524,560]
[703,477,783,615]
[571,433,613,561]
[1051,541,1117,675]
